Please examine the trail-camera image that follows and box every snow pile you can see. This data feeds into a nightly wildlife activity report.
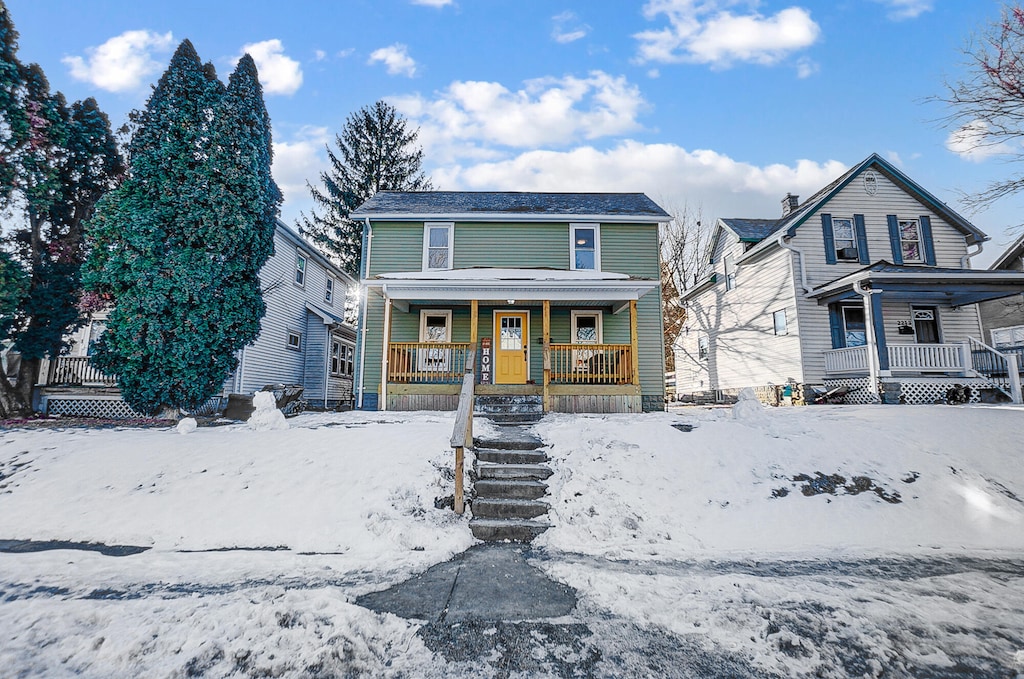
[732,387,768,424]
[247,391,288,431]
[176,417,197,435]
[534,405,1024,559]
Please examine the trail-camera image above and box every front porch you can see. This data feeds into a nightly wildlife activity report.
[366,270,660,413]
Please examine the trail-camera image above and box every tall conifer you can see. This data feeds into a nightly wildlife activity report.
[84,41,279,416]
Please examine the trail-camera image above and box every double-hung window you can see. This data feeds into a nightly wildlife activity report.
[295,252,307,287]
[325,277,334,304]
[898,219,922,263]
[724,254,736,290]
[698,334,709,361]
[330,340,341,375]
[424,223,453,270]
[832,218,859,261]
[773,309,788,335]
[570,224,600,271]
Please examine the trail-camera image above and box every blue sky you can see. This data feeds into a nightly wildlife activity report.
[5,0,1020,265]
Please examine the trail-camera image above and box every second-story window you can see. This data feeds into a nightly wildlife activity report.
[899,219,922,262]
[724,254,736,291]
[325,277,334,304]
[295,252,307,287]
[424,222,453,270]
[571,224,600,270]
[832,218,859,261]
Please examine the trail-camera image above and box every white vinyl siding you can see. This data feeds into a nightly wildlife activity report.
[788,172,976,382]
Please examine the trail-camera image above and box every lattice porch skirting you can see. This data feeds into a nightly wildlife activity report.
[824,377,996,405]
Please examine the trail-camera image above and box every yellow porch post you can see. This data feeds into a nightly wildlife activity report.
[470,299,478,346]
[381,296,392,411]
[543,300,551,412]
[629,299,640,386]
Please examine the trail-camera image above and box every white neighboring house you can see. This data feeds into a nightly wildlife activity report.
[37,221,357,418]
[675,153,1024,405]
[980,233,1024,353]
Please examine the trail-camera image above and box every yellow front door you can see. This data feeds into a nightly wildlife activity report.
[494,312,529,384]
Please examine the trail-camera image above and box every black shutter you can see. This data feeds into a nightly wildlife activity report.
[821,214,836,265]
[919,216,936,266]
[828,305,845,349]
[853,214,870,264]
[887,215,903,265]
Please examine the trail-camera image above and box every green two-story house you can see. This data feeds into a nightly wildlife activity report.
[351,192,670,413]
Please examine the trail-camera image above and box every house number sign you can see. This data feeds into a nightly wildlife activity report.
[480,337,492,384]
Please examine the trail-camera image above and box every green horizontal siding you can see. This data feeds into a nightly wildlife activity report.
[368,222,423,275]
[601,223,660,277]
[453,222,568,269]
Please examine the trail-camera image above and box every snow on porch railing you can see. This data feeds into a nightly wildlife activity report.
[967,337,1022,403]
[449,346,477,516]
[823,346,868,374]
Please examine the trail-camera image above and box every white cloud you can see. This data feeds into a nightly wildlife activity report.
[874,0,933,21]
[946,120,1016,163]
[314,49,327,62]
[411,0,453,6]
[429,141,847,222]
[552,11,590,44]
[635,0,820,69]
[62,30,174,92]
[391,71,646,157]
[368,44,417,77]
[272,125,330,214]
[796,56,818,78]
[239,39,303,96]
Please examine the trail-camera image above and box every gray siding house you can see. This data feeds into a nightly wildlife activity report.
[351,192,669,413]
[676,154,1024,405]
[38,221,357,417]
[980,233,1024,352]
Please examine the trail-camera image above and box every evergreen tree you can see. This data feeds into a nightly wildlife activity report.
[0,5,123,417]
[299,100,432,276]
[84,42,279,416]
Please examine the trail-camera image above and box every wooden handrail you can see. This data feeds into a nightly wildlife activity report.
[449,346,477,515]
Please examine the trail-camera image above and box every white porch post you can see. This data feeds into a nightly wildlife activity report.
[1008,354,1023,404]
[380,295,392,411]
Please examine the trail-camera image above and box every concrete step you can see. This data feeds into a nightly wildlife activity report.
[476,449,549,464]
[469,518,549,543]
[482,412,544,424]
[474,479,547,500]
[474,403,544,415]
[471,497,549,520]
[475,395,543,406]
[477,463,552,481]
[474,433,544,451]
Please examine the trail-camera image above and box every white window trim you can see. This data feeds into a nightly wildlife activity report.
[418,309,453,342]
[330,339,341,375]
[992,324,1024,348]
[570,310,603,343]
[570,223,601,271]
[325,277,334,305]
[773,309,788,336]
[422,222,454,271]
[724,254,736,291]
[697,333,709,361]
[287,330,302,351]
[899,218,923,263]
[295,251,307,287]
[832,217,858,261]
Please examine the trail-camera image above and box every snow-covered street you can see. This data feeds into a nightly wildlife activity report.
[1,405,1023,677]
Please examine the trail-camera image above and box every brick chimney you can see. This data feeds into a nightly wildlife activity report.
[781,193,799,216]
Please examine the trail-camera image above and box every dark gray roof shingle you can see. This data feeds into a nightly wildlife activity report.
[351,191,670,219]
[720,218,783,241]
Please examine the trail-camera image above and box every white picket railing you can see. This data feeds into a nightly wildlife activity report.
[823,346,869,374]
[887,344,964,372]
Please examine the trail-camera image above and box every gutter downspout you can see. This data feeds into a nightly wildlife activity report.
[961,241,984,269]
[777,231,812,295]
[356,218,372,409]
[380,284,390,412]
[324,326,331,410]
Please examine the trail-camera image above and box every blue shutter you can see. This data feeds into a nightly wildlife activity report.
[887,215,903,265]
[821,214,836,265]
[919,215,936,266]
[853,214,870,264]
[828,305,844,349]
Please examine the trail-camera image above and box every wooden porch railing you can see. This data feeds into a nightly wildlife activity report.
[449,348,477,516]
[549,343,633,385]
[387,342,473,383]
[47,356,117,386]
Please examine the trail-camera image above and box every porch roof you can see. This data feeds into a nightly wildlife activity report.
[809,260,1024,306]
[366,268,658,308]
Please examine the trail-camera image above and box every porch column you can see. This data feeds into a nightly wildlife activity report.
[870,292,890,374]
[380,296,392,411]
[629,300,640,386]
[542,300,551,412]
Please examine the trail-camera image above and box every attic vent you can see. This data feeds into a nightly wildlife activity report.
[781,193,799,217]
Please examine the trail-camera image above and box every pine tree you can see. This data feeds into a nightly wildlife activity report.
[84,42,279,416]
[0,0,26,204]
[299,100,432,276]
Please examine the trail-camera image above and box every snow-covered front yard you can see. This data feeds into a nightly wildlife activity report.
[1,403,1022,677]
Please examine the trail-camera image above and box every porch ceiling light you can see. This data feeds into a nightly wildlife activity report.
[507,299,516,304]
